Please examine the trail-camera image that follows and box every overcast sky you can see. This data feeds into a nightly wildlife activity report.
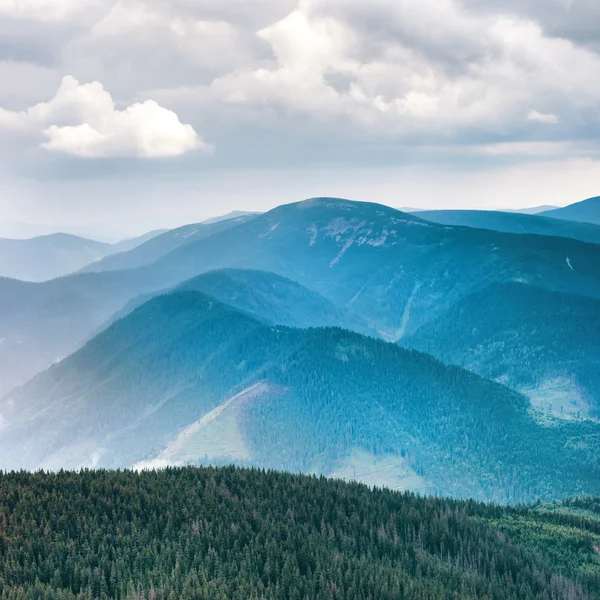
[1,0,600,238]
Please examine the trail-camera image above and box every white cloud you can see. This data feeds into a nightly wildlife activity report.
[0,0,102,21]
[0,75,211,158]
[207,0,600,137]
[478,141,575,156]
[527,109,559,124]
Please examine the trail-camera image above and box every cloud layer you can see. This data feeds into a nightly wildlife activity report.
[0,75,209,157]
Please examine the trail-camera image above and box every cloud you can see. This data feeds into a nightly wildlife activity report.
[527,109,559,124]
[0,0,102,22]
[0,75,211,158]
[478,141,575,156]
[206,0,600,140]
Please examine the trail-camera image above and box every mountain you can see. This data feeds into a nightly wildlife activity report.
[416,209,600,245]
[0,267,169,396]
[504,205,558,214]
[110,229,169,252]
[0,233,112,281]
[201,210,260,224]
[540,196,600,225]
[1,469,599,600]
[147,198,600,337]
[2,290,599,503]
[5,197,600,395]
[108,268,373,334]
[405,282,600,418]
[79,215,255,274]
[0,230,166,282]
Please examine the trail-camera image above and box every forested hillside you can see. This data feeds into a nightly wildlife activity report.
[3,290,600,502]
[405,282,600,418]
[107,269,372,335]
[0,468,598,600]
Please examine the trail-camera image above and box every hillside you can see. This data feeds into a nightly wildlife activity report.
[2,290,600,502]
[0,468,598,600]
[107,268,372,335]
[417,209,600,245]
[541,196,600,225]
[405,283,600,418]
[5,197,600,396]
[0,266,170,396]
[80,214,255,274]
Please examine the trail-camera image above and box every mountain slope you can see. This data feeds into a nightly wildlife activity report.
[110,228,168,252]
[201,210,260,224]
[504,204,559,214]
[405,282,600,418]
[80,214,255,274]
[5,197,600,396]
[417,209,600,245]
[541,196,600,225]
[0,266,169,396]
[148,198,600,337]
[1,468,599,600]
[108,268,372,335]
[2,290,599,503]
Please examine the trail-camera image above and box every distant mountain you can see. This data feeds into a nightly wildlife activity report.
[2,291,599,503]
[4,197,600,396]
[0,230,166,282]
[417,209,600,245]
[503,205,558,214]
[405,282,600,419]
[201,210,260,224]
[0,233,111,281]
[80,215,255,274]
[110,229,169,253]
[147,198,600,338]
[108,268,373,335]
[540,196,600,225]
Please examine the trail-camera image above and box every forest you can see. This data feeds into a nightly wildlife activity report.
[0,467,599,600]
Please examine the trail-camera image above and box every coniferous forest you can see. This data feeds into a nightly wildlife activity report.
[1,467,599,600]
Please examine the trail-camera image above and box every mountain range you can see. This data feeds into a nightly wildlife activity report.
[3,198,600,397]
[0,230,165,282]
[2,288,599,503]
[2,195,600,504]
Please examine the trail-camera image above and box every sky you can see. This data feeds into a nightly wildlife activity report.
[1,0,600,239]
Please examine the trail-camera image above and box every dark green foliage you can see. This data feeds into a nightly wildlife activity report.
[0,468,598,600]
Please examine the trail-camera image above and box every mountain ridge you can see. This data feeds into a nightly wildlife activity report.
[3,288,599,503]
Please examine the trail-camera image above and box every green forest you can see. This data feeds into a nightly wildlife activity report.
[1,467,599,600]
